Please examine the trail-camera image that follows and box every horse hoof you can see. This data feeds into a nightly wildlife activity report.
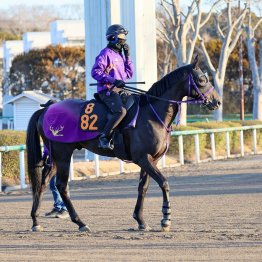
[79,225,91,233]
[161,219,171,232]
[161,226,171,232]
[138,224,152,231]
[32,225,43,232]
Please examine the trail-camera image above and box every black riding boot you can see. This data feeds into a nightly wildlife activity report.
[98,133,114,150]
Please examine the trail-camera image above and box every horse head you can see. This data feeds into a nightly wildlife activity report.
[188,55,221,111]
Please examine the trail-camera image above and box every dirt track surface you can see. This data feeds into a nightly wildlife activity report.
[0,155,262,261]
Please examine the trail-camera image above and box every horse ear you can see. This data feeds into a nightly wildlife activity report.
[192,55,199,69]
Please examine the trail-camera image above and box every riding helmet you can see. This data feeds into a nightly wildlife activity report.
[106,24,128,41]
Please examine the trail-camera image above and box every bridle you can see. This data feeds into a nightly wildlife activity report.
[146,72,215,127]
[188,73,214,106]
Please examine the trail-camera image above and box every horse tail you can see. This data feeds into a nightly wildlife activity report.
[26,108,45,194]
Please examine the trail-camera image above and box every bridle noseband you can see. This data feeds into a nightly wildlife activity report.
[188,73,214,106]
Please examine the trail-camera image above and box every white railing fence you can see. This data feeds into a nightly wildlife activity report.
[0,125,262,192]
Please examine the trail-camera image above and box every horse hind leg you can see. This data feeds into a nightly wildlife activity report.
[133,169,151,231]
[55,155,91,232]
[31,162,55,232]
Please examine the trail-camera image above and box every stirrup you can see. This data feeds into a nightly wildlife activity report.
[98,135,114,150]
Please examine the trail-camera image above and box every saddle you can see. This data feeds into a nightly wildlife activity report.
[42,95,139,144]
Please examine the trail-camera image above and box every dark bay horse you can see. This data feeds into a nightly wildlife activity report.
[26,56,221,232]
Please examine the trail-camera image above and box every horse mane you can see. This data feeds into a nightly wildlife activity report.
[146,64,192,97]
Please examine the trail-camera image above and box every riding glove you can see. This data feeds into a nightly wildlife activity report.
[122,44,130,58]
[113,79,126,88]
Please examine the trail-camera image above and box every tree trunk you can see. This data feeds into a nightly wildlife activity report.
[213,77,224,121]
[177,58,187,125]
[253,86,262,120]
[246,37,262,120]
[179,97,187,125]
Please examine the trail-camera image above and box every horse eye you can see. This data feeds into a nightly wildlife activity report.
[199,76,206,83]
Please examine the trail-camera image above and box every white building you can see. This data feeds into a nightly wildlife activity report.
[2,40,24,123]
[84,0,157,100]
[4,91,58,130]
[3,40,23,80]
[0,46,3,110]
[50,20,85,47]
[23,32,51,53]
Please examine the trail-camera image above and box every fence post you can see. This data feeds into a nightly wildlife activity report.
[120,160,124,174]
[194,134,200,163]
[240,130,244,157]
[226,131,230,157]
[19,150,26,189]
[178,135,184,165]
[161,154,166,168]
[69,156,74,181]
[94,154,100,178]
[0,152,2,192]
[210,133,216,160]
[253,129,257,154]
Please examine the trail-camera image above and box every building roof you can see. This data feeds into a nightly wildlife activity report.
[3,91,59,105]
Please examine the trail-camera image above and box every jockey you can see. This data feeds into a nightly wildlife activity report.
[91,24,134,150]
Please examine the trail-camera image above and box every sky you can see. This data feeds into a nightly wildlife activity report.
[0,0,260,15]
[0,0,84,9]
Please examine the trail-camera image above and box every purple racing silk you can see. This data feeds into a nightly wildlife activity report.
[91,47,134,92]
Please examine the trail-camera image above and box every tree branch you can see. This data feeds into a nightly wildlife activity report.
[157,28,171,44]
[227,1,232,30]
[160,0,175,27]
[214,14,225,40]
[254,17,262,31]
[199,37,216,73]
[228,28,243,54]
[200,0,221,28]
[231,4,248,29]
[184,0,197,26]
[158,17,169,32]
[158,17,175,42]
[186,2,202,63]
[170,39,177,57]
[173,0,180,43]
[190,20,195,32]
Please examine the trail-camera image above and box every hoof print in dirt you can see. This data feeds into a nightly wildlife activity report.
[138,225,152,231]
[161,226,171,232]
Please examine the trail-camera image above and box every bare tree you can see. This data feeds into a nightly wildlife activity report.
[0,4,84,39]
[158,0,220,125]
[244,3,262,119]
[157,39,176,78]
[199,0,248,120]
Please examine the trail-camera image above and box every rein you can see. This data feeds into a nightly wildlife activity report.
[126,74,214,126]
[125,74,214,106]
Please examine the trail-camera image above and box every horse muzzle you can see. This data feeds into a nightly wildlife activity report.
[202,99,221,111]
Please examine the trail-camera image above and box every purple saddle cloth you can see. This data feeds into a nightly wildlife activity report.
[43,99,103,143]
[43,98,139,143]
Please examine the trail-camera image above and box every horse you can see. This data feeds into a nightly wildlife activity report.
[26,56,221,233]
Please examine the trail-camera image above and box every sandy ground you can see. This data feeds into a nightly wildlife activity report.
[0,155,261,261]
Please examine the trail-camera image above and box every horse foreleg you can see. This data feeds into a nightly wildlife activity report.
[55,162,91,232]
[136,155,171,232]
[133,169,151,230]
[31,164,54,232]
